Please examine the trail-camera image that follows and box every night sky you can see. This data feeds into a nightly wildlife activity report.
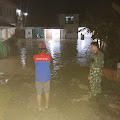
[10,0,113,26]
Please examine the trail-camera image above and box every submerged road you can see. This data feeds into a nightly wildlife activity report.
[0,36,120,120]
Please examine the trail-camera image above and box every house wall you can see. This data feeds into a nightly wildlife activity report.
[7,28,15,39]
[59,14,79,27]
[32,29,44,39]
[25,29,32,39]
[60,29,67,39]
[52,29,60,39]
[0,27,16,41]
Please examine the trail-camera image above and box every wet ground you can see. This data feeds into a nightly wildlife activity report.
[0,36,120,120]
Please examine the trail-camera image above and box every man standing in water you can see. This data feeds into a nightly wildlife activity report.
[88,42,104,97]
[34,42,52,111]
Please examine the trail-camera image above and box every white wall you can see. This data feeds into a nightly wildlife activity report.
[1,29,6,40]
[45,29,60,39]
[7,28,16,39]
[60,29,67,39]
[52,29,60,39]
[78,27,92,38]
[0,27,16,41]
[25,29,32,39]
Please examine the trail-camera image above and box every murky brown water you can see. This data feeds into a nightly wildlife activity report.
[0,36,120,120]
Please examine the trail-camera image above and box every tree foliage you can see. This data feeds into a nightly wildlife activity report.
[81,5,120,68]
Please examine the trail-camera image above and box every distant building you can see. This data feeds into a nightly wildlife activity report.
[0,0,17,41]
[0,0,17,26]
[25,14,80,39]
[59,14,79,39]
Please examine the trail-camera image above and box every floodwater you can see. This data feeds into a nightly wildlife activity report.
[0,35,120,120]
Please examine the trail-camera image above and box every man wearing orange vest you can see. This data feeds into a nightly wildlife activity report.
[34,42,52,111]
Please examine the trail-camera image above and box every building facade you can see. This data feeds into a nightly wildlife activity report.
[0,0,17,41]
[59,14,79,39]
[0,0,17,26]
[25,14,80,40]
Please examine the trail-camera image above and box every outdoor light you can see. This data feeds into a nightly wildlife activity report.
[24,12,28,17]
[16,9,21,16]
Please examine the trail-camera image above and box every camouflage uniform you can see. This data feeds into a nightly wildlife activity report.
[89,50,104,96]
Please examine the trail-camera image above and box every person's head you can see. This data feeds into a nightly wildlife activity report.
[39,48,47,53]
[38,42,47,53]
[39,42,46,49]
[91,42,99,52]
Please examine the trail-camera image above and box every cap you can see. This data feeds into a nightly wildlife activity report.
[39,42,46,48]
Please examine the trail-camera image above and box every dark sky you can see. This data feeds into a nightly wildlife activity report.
[11,0,113,26]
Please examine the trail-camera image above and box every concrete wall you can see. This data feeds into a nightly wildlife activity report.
[60,29,67,39]
[102,67,120,82]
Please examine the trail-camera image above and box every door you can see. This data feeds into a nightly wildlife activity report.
[46,29,52,39]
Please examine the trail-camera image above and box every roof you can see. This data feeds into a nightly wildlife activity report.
[0,22,16,28]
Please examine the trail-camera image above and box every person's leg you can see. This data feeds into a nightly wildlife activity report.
[35,81,43,111]
[97,77,102,94]
[45,93,49,108]
[43,80,50,108]
[90,77,96,97]
[37,95,42,111]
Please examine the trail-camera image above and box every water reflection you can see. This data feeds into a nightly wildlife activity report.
[0,38,93,81]
[0,72,9,85]
[26,40,34,55]
[46,39,61,71]
[20,48,26,69]
[60,40,77,62]
[0,37,93,70]
[0,40,10,59]
[17,40,27,69]
[77,36,92,66]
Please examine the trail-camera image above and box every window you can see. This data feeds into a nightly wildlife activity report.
[6,8,11,17]
[9,8,11,17]
[4,8,6,16]
[13,8,16,17]
[7,8,9,16]
[0,7,3,16]
[65,16,74,24]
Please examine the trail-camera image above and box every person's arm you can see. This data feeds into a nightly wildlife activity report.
[50,56,54,70]
[93,52,104,71]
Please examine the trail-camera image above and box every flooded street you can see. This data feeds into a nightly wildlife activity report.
[0,36,120,120]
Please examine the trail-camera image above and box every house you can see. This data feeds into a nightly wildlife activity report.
[0,0,17,58]
[0,0,17,26]
[59,14,79,39]
[0,0,17,41]
[25,14,79,39]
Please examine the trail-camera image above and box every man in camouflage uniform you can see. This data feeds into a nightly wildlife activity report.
[88,42,104,97]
